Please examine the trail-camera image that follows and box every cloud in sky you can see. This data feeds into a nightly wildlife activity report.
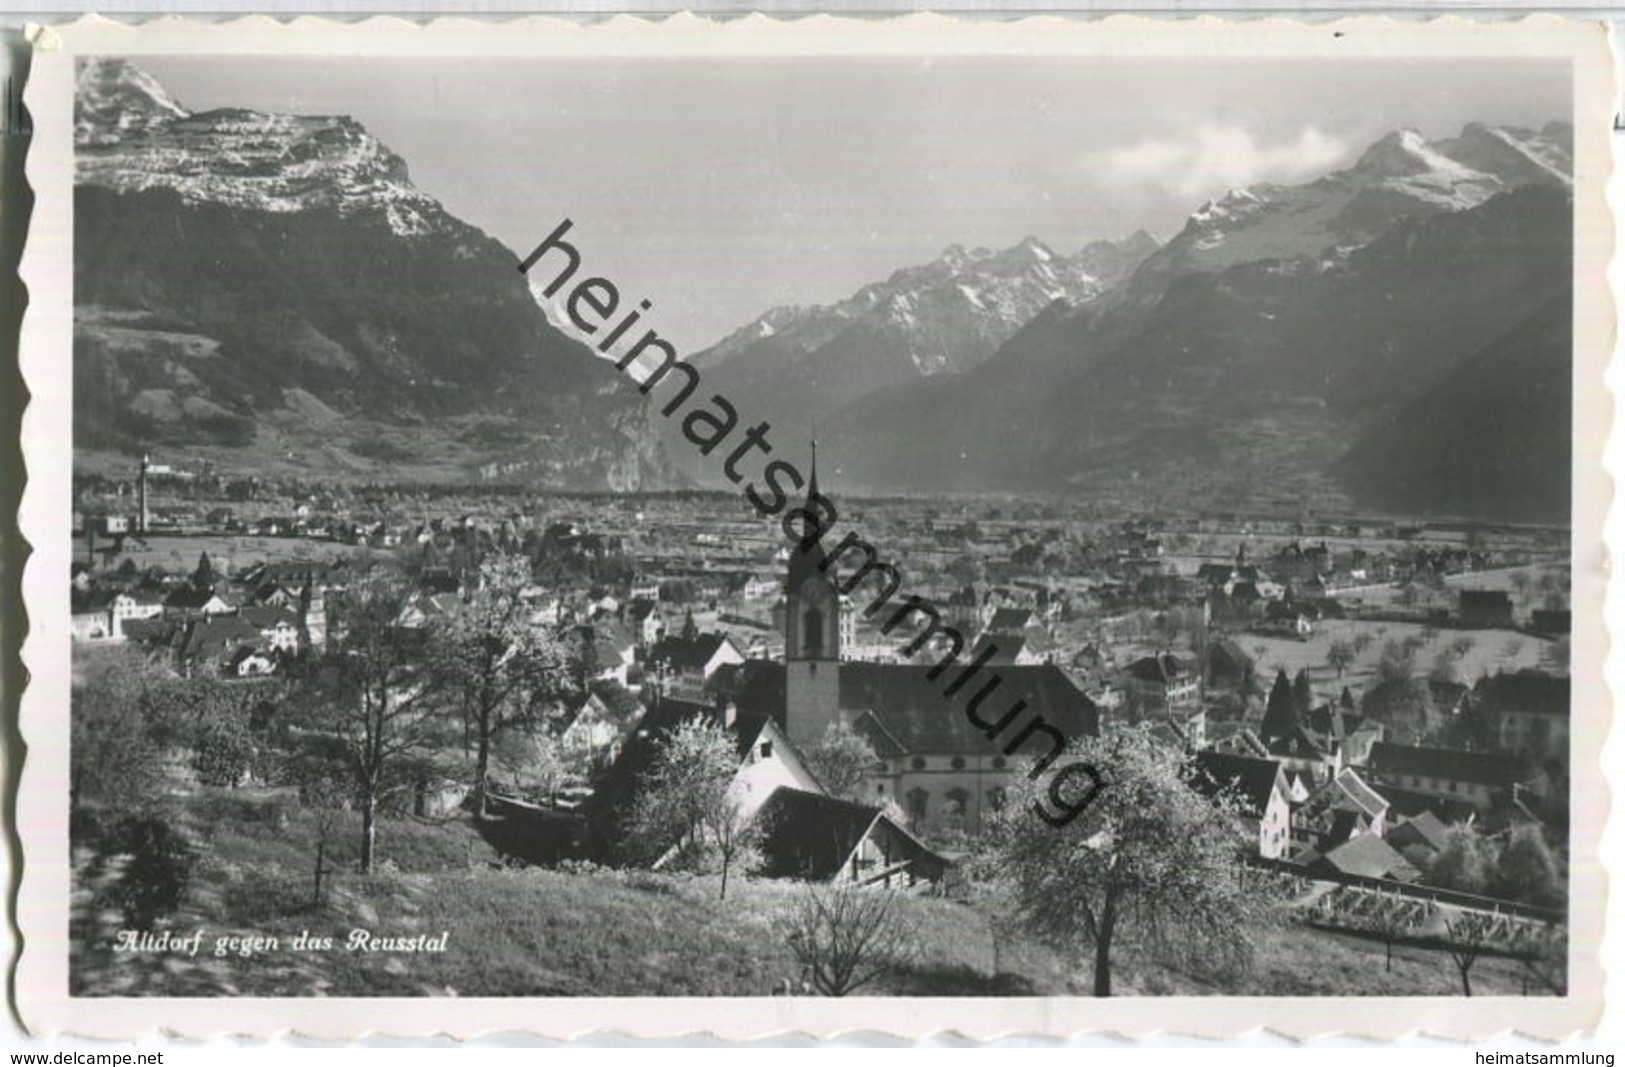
[1100,124,1352,200]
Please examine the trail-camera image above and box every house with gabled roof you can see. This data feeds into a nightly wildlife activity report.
[178,614,268,676]
[162,585,234,619]
[1121,652,1200,712]
[560,681,646,773]
[238,604,303,654]
[1266,723,1336,790]
[1366,741,1530,811]
[1291,767,1389,853]
[1190,750,1292,858]
[646,632,746,701]
[585,694,826,863]
[753,787,948,886]
[1475,670,1570,763]
[1297,833,1420,882]
[1386,810,1452,856]
[625,598,667,649]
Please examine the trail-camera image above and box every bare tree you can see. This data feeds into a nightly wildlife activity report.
[296,581,451,874]
[1364,890,1413,973]
[1519,928,1567,996]
[1326,640,1355,679]
[784,884,918,996]
[1443,911,1496,996]
[301,776,349,908]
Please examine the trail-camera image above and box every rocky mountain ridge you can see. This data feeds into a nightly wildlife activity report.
[73,59,673,490]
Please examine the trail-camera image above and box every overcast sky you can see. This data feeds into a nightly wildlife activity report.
[138,56,1570,352]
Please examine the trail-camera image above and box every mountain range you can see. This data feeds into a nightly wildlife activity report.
[72,60,1575,523]
[647,232,1159,463]
[680,122,1575,523]
[73,58,671,489]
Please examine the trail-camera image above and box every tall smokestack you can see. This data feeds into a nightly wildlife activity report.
[138,453,150,535]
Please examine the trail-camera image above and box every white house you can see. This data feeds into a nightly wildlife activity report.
[1191,750,1293,859]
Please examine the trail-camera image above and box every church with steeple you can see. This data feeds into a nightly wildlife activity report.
[711,445,1101,833]
[780,442,845,748]
[587,445,1099,845]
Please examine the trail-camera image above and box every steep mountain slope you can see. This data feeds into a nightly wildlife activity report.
[1334,293,1572,523]
[73,58,671,488]
[817,178,1573,523]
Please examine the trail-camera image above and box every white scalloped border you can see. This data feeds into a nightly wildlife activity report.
[13,10,1618,1044]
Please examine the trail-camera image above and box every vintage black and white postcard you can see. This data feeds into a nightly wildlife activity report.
[14,13,1616,1041]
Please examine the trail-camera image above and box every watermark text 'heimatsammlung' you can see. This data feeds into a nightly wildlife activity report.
[519,218,1104,827]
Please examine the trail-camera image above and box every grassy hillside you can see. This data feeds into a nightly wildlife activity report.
[71,789,1544,998]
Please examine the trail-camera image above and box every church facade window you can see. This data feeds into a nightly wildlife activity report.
[907,787,929,821]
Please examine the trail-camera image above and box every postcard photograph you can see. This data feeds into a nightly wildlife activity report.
[15,15,1614,1040]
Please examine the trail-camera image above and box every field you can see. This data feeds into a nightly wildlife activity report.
[78,532,365,576]
[71,789,1543,999]
[1236,617,1554,694]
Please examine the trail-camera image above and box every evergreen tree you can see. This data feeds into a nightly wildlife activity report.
[1260,669,1297,744]
[680,609,699,643]
[1291,668,1314,718]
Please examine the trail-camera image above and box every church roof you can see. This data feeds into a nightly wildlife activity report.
[986,607,1034,634]
[728,660,1098,757]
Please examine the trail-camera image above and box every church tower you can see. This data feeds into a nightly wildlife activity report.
[783,442,842,747]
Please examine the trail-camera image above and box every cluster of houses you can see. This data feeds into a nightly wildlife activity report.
[69,462,1570,896]
[554,490,1567,895]
[70,556,330,676]
[1189,667,1568,887]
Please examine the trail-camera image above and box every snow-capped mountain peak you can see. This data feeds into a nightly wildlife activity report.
[1144,122,1571,278]
[694,230,1160,375]
[76,57,190,144]
[75,59,448,238]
